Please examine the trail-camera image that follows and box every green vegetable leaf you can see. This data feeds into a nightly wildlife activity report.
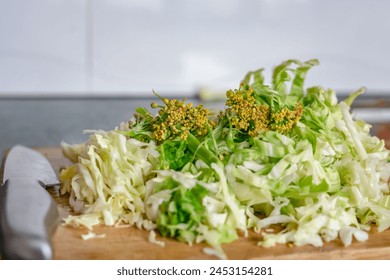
[159,139,193,170]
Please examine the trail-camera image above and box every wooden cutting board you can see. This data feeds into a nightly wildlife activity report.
[2,147,390,260]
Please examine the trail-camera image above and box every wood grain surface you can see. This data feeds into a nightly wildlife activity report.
[2,147,390,260]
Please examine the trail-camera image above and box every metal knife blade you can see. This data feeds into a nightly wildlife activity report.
[0,145,59,260]
[3,145,60,186]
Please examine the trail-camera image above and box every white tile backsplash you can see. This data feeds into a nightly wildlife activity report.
[0,0,86,93]
[0,0,389,97]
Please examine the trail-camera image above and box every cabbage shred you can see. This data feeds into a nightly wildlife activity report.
[60,59,390,258]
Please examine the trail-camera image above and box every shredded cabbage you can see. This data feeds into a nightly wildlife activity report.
[60,59,390,258]
[60,130,159,230]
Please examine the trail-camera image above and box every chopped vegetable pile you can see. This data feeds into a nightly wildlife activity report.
[60,59,390,259]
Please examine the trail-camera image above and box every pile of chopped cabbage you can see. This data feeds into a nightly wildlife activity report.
[60,59,390,259]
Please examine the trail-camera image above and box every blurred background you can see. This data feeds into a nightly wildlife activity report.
[1,0,390,156]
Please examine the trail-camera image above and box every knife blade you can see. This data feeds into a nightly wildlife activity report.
[0,145,59,260]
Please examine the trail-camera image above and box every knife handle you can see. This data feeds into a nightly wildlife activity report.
[0,179,59,260]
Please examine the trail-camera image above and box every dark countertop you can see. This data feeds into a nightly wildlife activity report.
[1,96,390,160]
[0,98,149,159]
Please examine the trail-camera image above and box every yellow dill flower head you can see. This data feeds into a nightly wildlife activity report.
[270,102,303,134]
[225,86,303,136]
[150,98,215,142]
[226,86,270,137]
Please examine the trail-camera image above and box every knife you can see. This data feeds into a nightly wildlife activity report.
[0,145,59,260]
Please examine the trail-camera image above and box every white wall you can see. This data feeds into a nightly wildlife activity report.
[0,0,390,97]
[0,0,86,94]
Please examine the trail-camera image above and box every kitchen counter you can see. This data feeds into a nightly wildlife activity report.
[0,98,146,159]
[1,96,390,160]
